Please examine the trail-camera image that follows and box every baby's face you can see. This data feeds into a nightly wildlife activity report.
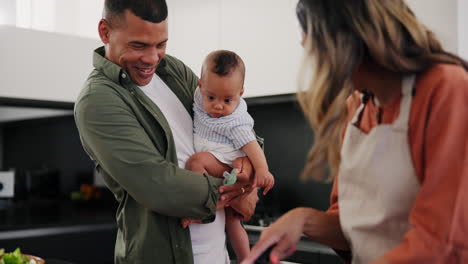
[199,71,244,118]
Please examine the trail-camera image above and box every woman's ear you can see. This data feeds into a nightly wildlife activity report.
[240,88,244,96]
[98,19,111,44]
[198,79,202,88]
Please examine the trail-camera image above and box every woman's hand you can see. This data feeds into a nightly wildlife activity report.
[241,208,311,264]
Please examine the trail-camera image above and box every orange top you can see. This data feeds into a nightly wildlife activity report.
[445,161,468,260]
[442,170,468,262]
[327,64,468,263]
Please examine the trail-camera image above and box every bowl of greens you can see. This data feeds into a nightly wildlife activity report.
[0,248,45,264]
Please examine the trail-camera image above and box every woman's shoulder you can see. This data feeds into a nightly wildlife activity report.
[416,63,468,96]
[411,63,468,127]
[411,64,468,118]
[422,63,468,78]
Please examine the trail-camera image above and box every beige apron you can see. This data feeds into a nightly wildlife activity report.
[338,75,420,263]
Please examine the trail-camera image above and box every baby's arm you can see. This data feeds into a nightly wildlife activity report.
[241,141,275,195]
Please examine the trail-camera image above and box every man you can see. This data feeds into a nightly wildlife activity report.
[74,0,258,263]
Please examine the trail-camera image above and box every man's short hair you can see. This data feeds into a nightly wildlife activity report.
[203,50,246,85]
[104,0,168,25]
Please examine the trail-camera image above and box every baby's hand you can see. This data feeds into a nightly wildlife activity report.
[254,169,275,195]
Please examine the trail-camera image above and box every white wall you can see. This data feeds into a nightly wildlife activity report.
[406,0,459,54]
[458,0,468,60]
[407,0,468,60]
[53,0,104,39]
[14,0,104,39]
[0,0,16,25]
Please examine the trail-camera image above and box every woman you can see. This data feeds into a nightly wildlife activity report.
[242,0,468,263]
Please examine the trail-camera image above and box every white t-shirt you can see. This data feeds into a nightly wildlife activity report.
[139,74,193,168]
[139,74,229,264]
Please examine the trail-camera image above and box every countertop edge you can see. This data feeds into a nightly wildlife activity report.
[0,223,116,240]
[244,224,337,256]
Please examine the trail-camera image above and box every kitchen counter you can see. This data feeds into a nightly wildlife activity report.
[243,225,343,264]
[0,199,115,232]
[245,225,336,255]
[0,199,344,264]
[0,199,117,264]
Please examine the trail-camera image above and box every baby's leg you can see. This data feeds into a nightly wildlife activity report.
[232,156,250,182]
[186,152,231,178]
[181,152,231,228]
[225,207,250,262]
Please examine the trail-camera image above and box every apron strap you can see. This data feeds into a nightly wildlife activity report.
[351,75,415,130]
[351,95,367,125]
[393,75,416,131]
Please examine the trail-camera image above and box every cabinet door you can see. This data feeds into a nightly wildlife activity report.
[166,0,303,98]
[166,0,220,77]
[0,26,100,102]
[220,0,302,97]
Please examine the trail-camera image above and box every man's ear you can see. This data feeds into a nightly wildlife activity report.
[240,87,244,96]
[198,79,202,89]
[98,19,111,44]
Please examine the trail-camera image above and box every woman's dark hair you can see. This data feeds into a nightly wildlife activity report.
[104,0,168,25]
[296,0,308,34]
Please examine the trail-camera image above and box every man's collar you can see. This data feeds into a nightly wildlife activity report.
[93,46,122,84]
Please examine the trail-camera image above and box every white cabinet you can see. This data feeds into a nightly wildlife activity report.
[165,0,467,98]
[0,26,100,102]
[166,0,303,98]
[167,0,220,77]
[219,0,302,97]
[1,0,465,103]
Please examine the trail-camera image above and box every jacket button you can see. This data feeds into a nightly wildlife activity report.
[122,73,127,78]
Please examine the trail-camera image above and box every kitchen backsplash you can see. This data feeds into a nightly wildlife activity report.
[0,95,333,215]
[2,115,94,196]
[0,128,3,170]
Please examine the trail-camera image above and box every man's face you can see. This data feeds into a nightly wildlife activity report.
[199,70,244,118]
[99,9,168,86]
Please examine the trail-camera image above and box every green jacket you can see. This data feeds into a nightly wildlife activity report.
[74,47,224,264]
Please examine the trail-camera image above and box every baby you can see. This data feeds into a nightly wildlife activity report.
[184,50,275,261]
